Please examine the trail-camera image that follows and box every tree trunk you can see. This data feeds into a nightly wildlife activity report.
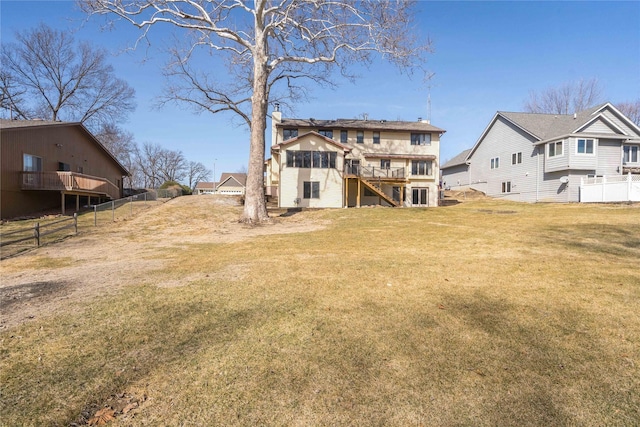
[241,14,270,223]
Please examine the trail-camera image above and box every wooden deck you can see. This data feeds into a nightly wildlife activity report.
[20,171,120,200]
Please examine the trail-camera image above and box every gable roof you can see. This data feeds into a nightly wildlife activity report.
[271,131,353,153]
[441,149,472,169]
[217,173,247,187]
[276,117,445,133]
[498,103,606,141]
[195,181,217,190]
[1,119,130,175]
[467,102,640,159]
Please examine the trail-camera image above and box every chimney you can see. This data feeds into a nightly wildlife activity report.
[271,105,282,147]
[573,113,577,119]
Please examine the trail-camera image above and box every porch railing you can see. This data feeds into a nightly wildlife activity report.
[345,165,405,179]
[20,171,120,200]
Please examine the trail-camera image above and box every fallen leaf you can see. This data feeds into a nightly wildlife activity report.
[122,402,138,414]
[88,407,115,426]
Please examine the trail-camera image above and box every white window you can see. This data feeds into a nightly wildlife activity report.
[318,129,333,139]
[490,157,500,169]
[623,145,639,164]
[411,160,432,175]
[502,181,511,193]
[303,181,319,199]
[577,138,594,154]
[548,141,563,157]
[412,187,429,206]
[283,128,298,140]
[512,152,522,165]
[410,133,431,146]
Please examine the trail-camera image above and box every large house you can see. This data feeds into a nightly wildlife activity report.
[441,103,640,202]
[1,119,129,219]
[265,109,445,208]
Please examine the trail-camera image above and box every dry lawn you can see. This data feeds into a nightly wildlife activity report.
[0,196,639,426]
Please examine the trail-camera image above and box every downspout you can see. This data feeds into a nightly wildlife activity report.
[536,145,540,202]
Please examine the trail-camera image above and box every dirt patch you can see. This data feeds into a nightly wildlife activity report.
[0,280,71,310]
[0,196,326,329]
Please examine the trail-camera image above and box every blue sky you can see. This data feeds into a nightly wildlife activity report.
[2,1,639,179]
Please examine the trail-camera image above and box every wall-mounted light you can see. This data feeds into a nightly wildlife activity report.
[55,143,63,148]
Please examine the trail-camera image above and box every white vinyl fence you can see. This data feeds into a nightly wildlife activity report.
[580,174,640,203]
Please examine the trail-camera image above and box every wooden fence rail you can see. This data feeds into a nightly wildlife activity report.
[0,214,77,258]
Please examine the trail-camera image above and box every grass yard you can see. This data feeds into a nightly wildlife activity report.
[1,197,639,426]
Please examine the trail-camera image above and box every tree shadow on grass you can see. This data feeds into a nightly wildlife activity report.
[438,289,636,426]
[540,223,640,259]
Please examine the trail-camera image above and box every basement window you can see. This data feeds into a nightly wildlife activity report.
[303,181,319,199]
[502,181,512,193]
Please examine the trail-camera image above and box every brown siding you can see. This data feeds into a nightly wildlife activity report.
[1,123,127,219]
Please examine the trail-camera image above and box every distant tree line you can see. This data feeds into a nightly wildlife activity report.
[524,77,640,126]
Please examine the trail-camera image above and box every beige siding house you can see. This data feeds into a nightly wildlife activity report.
[217,173,247,195]
[267,109,445,208]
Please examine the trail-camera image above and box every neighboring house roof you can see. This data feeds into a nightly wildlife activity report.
[441,149,472,169]
[271,131,353,153]
[195,182,217,190]
[0,118,130,175]
[276,117,446,134]
[217,173,247,187]
[467,102,640,159]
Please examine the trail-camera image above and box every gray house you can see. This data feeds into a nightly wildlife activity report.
[441,103,640,202]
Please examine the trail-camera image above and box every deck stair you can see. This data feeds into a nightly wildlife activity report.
[361,178,399,207]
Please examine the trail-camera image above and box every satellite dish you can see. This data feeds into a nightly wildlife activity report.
[559,176,569,184]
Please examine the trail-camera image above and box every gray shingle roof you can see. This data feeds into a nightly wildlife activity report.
[441,149,472,169]
[276,117,445,133]
[0,118,72,129]
[498,103,606,141]
[218,173,247,187]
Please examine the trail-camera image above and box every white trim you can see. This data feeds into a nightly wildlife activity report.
[575,138,596,156]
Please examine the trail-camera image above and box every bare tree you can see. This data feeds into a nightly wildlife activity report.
[135,142,189,188]
[82,0,431,223]
[0,23,135,130]
[95,123,138,188]
[524,78,604,115]
[187,161,212,190]
[158,148,188,183]
[615,99,640,126]
[135,143,164,188]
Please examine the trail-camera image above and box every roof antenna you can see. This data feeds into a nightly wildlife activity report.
[425,72,436,124]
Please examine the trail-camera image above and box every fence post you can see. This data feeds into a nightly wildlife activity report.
[130,196,133,216]
[34,222,40,247]
[94,205,97,227]
[73,213,78,234]
[112,200,115,222]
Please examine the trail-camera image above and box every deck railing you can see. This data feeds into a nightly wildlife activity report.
[345,165,405,179]
[20,171,120,200]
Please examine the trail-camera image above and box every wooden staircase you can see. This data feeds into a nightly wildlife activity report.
[361,178,399,207]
